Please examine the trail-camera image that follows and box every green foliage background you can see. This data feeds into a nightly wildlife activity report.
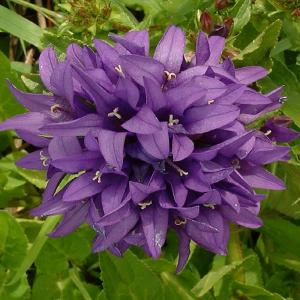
[0,0,300,299]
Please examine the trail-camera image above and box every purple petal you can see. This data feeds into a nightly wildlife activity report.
[50,61,74,104]
[41,114,103,136]
[115,78,140,109]
[48,136,82,160]
[196,32,210,65]
[154,25,185,73]
[16,130,49,148]
[49,201,89,237]
[247,139,290,165]
[8,81,55,112]
[114,30,149,56]
[122,105,161,134]
[96,201,132,226]
[184,105,240,134]
[166,84,207,115]
[63,172,105,202]
[137,122,169,159]
[120,55,165,86]
[39,47,58,92]
[175,66,208,86]
[72,65,115,113]
[67,43,84,67]
[16,150,47,170]
[93,212,138,252]
[109,33,146,55]
[144,77,167,112]
[0,112,49,134]
[236,89,272,105]
[221,205,262,228]
[42,171,64,202]
[206,36,225,65]
[101,178,128,214]
[186,209,228,255]
[235,66,268,85]
[239,165,285,190]
[192,131,254,161]
[172,134,194,161]
[51,151,101,173]
[215,84,246,105]
[98,129,126,170]
[166,174,188,206]
[141,204,168,258]
[129,181,163,204]
[93,39,120,81]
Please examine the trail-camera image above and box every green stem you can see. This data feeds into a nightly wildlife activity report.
[9,0,63,20]
[7,215,61,286]
[228,224,245,283]
[70,268,92,300]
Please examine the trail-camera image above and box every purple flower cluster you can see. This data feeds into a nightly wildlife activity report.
[0,26,297,272]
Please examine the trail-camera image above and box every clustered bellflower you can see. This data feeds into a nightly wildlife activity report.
[0,26,298,272]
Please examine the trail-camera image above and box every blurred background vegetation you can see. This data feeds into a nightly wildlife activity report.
[1,0,300,299]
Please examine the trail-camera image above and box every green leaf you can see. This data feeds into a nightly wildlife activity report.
[10,62,32,74]
[0,211,28,272]
[0,152,46,189]
[160,272,197,300]
[0,5,43,48]
[259,217,300,259]
[0,211,30,300]
[233,20,282,69]
[0,51,26,121]
[231,0,252,34]
[266,60,300,128]
[267,163,300,219]
[232,282,287,300]
[99,250,164,300]
[191,255,253,297]
[8,215,61,286]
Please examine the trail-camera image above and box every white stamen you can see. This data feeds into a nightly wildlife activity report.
[174,218,187,226]
[264,129,272,136]
[207,99,215,105]
[166,158,188,176]
[39,150,49,167]
[107,107,122,119]
[168,114,179,126]
[138,200,152,210]
[279,96,288,104]
[164,71,176,81]
[115,64,125,77]
[92,171,102,183]
[50,104,61,113]
[203,203,215,209]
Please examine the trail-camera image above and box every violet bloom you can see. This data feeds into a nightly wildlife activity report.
[0,26,293,272]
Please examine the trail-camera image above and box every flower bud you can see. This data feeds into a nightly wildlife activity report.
[200,10,213,34]
[215,0,229,10]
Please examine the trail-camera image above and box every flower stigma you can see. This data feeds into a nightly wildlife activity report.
[138,200,152,210]
[168,114,179,126]
[174,217,187,226]
[203,203,215,209]
[50,104,62,113]
[264,129,272,136]
[107,107,122,119]
[166,158,189,176]
[279,96,288,104]
[92,171,102,183]
[164,70,176,81]
[39,150,49,167]
[114,64,125,77]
